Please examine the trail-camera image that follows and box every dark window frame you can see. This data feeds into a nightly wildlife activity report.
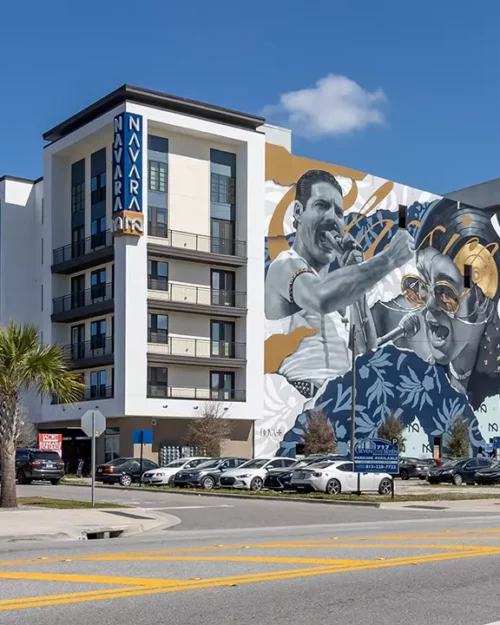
[148,160,168,193]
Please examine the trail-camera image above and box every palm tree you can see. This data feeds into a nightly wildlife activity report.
[0,322,83,508]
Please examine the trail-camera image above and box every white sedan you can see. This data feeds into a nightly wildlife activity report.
[219,457,297,491]
[290,460,393,495]
[142,457,210,486]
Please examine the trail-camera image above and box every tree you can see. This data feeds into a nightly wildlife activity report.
[14,405,38,448]
[0,323,83,508]
[302,410,336,455]
[187,402,232,458]
[446,416,470,458]
[378,413,406,452]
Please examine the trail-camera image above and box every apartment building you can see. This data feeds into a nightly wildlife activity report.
[2,84,499,468]
[0,85,278,468]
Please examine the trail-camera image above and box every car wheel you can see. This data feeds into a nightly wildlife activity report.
[250,477,263,491]
[50,479,61,486]
[325,479,341,495]
[202,476,216,490]
[17,470,26,485]
[400,469,409,480]
[119,474,132,487]
[453,473,463,486]
[379,478,393,495]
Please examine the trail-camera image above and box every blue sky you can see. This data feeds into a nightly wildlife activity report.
[1,0,499,194]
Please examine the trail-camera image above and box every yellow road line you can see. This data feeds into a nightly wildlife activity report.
[0,548,497,612]
[0,572,181,586]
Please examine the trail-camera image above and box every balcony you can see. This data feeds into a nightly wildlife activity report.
[52,231,114,274]
[51,385,114,405]
[147,334,246,367]
[147,281,247,318]
[147,227,247,267]
[52,283,114,323]
[147,385,246,401]
[63,337,114,369]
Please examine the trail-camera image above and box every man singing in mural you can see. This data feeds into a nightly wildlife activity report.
[265,169,414,399]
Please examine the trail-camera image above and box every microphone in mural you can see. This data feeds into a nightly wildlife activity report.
[377,310,422,346]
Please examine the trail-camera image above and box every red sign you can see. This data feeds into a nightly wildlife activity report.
[38,433,63,458]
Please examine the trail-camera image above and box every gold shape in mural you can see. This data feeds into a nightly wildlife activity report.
[453,239,499,299]
[264,327,318,374]
[266,144,367,261]
[462,215,472,227]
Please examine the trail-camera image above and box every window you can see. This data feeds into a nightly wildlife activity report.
[91,217,106,249]
[91,172,106,205]
[91,268,106,301]
[211,270,235,306]
[72,226,85,258]
[398,204,407,229]
[148,206,168,237]
[148,313,168,343]
[337,463,354,472]
[210,371,235,400]
[148,367,168,398]
[148,161,168,193]
[71,275,85,309]
[211,173,235,205]
[211,320,235,357]
[71,324,85,359]
[90,369,107,399]
[71,182,85,213]
[211,218,235,255]
[148,260,168,291]
[90,319,106,350]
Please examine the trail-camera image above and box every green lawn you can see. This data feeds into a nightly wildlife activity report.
[17,497,128,509]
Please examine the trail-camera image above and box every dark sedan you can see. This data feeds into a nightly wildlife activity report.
[96,458,158,486]
[264,455,347,491]
[399,457,438,480]
[172,457,248,490]
[427,457,495,485]
[475,462,500,485]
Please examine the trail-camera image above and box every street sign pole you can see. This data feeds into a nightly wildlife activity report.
[350,324,360,495]
[139,431,144,487]
[91,412,96,507]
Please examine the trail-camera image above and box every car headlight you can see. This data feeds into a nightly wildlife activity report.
[237,474,252,478]
[441,469,454,474]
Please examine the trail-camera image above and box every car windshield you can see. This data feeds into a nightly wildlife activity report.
[441,459,465,467]
[304,461,334,469]
[238,459,270,469]
[104,458,129,467]
[165,459,189,468]
[194,459,222,469]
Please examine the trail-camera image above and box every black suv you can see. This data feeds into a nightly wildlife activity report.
[173,457,248,489]
[9,448,65,484]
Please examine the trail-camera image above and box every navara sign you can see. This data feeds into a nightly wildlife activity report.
[112,112,144,236]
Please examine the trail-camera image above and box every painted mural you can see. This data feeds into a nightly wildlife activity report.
[259,144,500,458]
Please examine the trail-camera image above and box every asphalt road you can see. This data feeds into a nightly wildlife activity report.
[2,512,500,624]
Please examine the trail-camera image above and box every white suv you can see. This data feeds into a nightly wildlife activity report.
[142,457,210,486]
[219,457,296,491]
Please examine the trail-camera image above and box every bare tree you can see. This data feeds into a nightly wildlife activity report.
[15,405,38,448]
[187,401,232,457]
[302,409,336,455]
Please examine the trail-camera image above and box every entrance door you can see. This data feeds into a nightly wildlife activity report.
[211,320,235,357]
[71,275,85,309]
[71,324,85,360]
[211,270,235,306]
[211,219,235,255]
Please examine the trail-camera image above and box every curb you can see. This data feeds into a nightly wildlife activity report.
[62,481,381,508]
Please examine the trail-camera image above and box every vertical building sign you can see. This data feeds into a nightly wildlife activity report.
[112,112,144,237]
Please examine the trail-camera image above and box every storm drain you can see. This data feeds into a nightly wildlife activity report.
[103,510,155,520]
[86,529,124,540]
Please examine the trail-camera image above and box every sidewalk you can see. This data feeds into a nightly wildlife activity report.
[0,507,180,542]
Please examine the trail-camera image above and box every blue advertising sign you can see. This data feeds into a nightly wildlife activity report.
[354,437,399,474]
[133,429,152,445]
[112,112,143,214]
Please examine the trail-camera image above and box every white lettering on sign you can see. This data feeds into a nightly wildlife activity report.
[112,213,144,236]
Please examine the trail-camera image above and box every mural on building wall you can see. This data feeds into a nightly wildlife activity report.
[259,144,500,458]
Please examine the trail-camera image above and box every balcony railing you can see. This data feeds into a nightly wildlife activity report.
[147,280,246,308]
[63,337,114,363]
[147,335,246,359]
[148,225,246,257]
[147,385,246,401]
[53,230,113,265]
[53,283,114,315]
[51,385,114,405]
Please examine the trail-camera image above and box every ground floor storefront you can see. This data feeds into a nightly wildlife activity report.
[38,417,255,469]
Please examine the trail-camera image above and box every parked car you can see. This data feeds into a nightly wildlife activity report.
[219,457,297,491]
[475,462,500,485]
[96,457,158,486]
[399,457,437,480]
[142,457,210,486]
[427,457,495,485]
[290,460,393,495]
[3,448,65,485]
[264,455,347,491]
[172,457,248,489]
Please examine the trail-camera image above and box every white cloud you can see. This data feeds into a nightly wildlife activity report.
[262,74,387,138]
